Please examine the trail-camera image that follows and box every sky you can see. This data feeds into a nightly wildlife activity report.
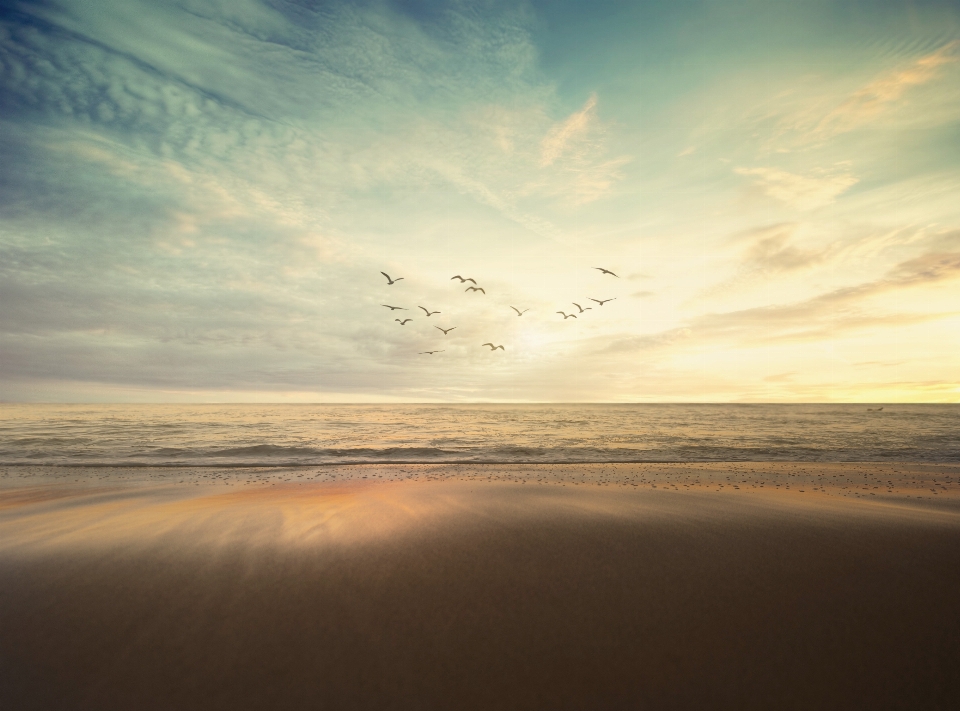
[1,0,959,403]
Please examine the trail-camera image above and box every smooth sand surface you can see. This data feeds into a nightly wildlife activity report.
[2,464,960,710]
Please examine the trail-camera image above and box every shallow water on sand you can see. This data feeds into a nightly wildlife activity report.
[1,403,958,466]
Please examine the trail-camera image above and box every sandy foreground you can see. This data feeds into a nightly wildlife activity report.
[2,462,959,710]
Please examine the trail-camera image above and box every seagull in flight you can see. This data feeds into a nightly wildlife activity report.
[557,311,577,319]
[466,286,486,294]
[395,318,412,325]
[572,302,592,313]
[482,343,505,350]
[435,326,457,335]
[510,306,529,316]
[381,304,407,311]
[451,275,477,284]
[419,306,441,316]
[420,350,445,355]
[594,267,619,278]
[381,271,404,285]
[589,298,616,306]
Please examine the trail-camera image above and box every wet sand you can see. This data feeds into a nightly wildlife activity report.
[2,463,960,709]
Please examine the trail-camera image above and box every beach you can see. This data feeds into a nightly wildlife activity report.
[6,0,960,705]
[2,462,959,709]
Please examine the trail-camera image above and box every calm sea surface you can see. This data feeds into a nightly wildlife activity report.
[0,404,957,466]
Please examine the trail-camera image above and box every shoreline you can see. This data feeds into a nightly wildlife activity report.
[4,460,958,507]
[3,464,960,709]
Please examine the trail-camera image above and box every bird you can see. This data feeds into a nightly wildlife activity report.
[594,267,619,277]
[451,275,477,284]
[381,304,407,311]
[466,286,486,294]
[435,326,456,335]
[482,343,505,350]
[395,318,412,325]
[419,306,441,316]
[420,350,445,355]
[510,306,529,316]
[557,311,577,319]
[589,298,616,306]
[572,302,592,313]
[381,271,404,285]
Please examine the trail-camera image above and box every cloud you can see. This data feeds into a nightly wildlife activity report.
[816,40,960,137]
[603,327,692,354]
[706,248,960,334]
[540,94,597,167]
[607,248,960,353]
[525,93,631,205]
[0,0,589,397]
[561,156,632,206]
[692,223,830,304]
[735,165,858,210]
[887,250,960,286]
[738,223,826,273]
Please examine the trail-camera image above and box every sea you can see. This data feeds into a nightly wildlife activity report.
[0,403,957,466]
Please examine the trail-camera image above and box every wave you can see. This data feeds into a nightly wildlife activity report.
[3,404,958,466]
[2,443,959,466]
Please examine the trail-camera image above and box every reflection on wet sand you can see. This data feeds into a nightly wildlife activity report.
[5,471,957,554]
[2,466,960,710]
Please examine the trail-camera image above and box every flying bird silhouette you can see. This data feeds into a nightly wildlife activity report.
[556,311,577,319]
[381,304,407,311]
[381,271,404,285]
[420,350,445,355]
[466,286,486,294]
[572,302,592,313]
[395,318,412,325]
[594,267,619,277]
[435,326,457,335]
[510,306,530,316]
[589,298,616,306]
[419,306,441,316]
[450,275,477,284]
[482,343,505,350]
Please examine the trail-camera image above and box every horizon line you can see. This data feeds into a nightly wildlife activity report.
[1,401,954,406]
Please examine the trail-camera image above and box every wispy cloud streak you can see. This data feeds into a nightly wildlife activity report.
[816,40,960,137]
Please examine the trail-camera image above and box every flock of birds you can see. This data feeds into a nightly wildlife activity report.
[378,267,621,355]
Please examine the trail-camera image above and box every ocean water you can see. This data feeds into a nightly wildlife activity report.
[0,404,957,466]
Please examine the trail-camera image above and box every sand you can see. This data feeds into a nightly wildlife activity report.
[2,463,960,709]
